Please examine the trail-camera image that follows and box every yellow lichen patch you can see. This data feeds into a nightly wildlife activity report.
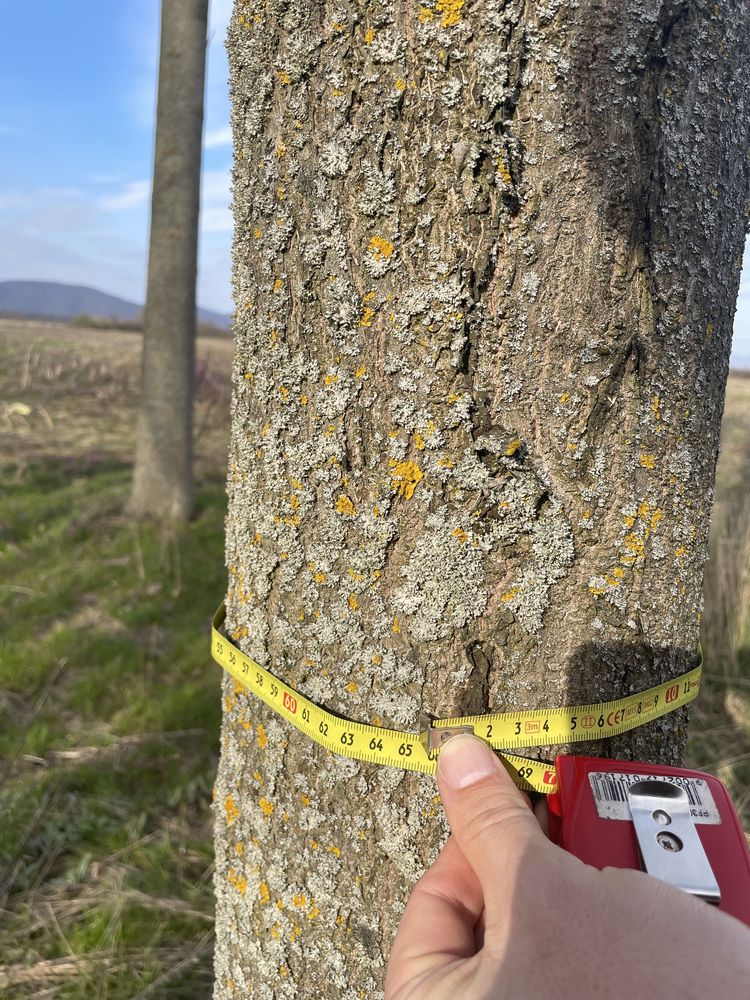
[589,584,607,596]
[504,438,522,456]
[289,494,300,511]
[314,572,327,584]
[559,392,572,404]
[235,841,244,855]
[275,140,287,159]
[497,159,512,185]
[363,26,376,43]
[259,797,274,818]
[500,587,520,603]
[253,770,264,785]
[372,716,383,727]
[278,69,291,84]
[356,365,367,377]
[259,881,271,905]
[372,654,382,665]
[418,5,434,21]
[359,306,376,327]
[639,452,656,469]
[324,373,339,386]
[346,680,358,693]
[623,514,636,529]
[652,396,661,419]
[414,432,426,450]
[293,894,307,908]
[225,795,240,826]
[244,370,254,381]
[257,723,268,749]
[326,844,341,858]
[300,393,309,405]
[395,78,407,91]
[368,235,394,261]
[280,966,288,978]
[228,869,248,895]
[279,385,289,400]
[275,185,286,201]
[707,322,715,337]
[301,793,310,806]
[438,456,455,468]
[308,903,321,920]
[348,593,359,612]
[675,546,688,557]
[290,926,301,942]
[273,278,283,292]
[436,0,464,26]
[392,617,401,634]
[453,527,468,544]
[389,459,423,499]
[335,494,356,516]
[310,839,319,850]
[347,567,364,582]
[623,534,645,558]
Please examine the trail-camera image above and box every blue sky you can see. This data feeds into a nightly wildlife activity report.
[0,1,748,363]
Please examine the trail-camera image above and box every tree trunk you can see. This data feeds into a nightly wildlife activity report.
[131,0,208,523]
[213,1,750,996]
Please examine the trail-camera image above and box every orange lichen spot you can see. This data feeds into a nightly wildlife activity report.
[395,78,407,91]
[273,278,284,292]
[331,20,346,31]
[559,392,572,404]
[310,839,319,850]
[372,716,383,727]
[372,654,382,666]
[225,795,240,826]
[228,868,248,895]
[276,898,285,910]
[368,235,395,261]
[390,459,423,499]
[436,0,464,26]
[257,723,268,749]
[348,593,359,612]
[497,159,512,185]
[336,494,356,516]
[639,452,656,469]
[314,572,327,584]
[346,680,358,693]
[611,567,624,578]
[372,505,381,517]
[259,797,274,817]
[504,438,522,456]
[364,26,376,43]
[253,770,264,785]
[418,5,434,21]
[324,373,339,386]
[326,844,341,858]
[623,534,645,558]
[278,69,291,84]
[453,527,468,543]
[359,306,376,327]
[300,793,310,806]
[293,893,307,908]
[392,616,401,634]
[500,587,520,603]
[280,966,288,978]
[259,881,271,905]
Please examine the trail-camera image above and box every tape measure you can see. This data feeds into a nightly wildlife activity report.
[211,603,702,793]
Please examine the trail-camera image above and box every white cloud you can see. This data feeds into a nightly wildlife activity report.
[100,179,151,211]
[205,126,232,148]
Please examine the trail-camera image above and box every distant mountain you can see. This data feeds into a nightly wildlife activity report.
[0,280,231,329]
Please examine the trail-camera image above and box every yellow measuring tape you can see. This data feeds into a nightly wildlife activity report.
[211,604,702,793]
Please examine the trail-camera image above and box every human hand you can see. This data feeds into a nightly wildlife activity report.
[385,735,750,1000]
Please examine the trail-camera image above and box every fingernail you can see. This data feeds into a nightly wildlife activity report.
[438,734,501,789]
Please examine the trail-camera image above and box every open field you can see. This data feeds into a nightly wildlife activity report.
[0,318,749,996]
[1,321,232,997]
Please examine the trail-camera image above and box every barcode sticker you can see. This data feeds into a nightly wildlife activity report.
[588,772,721,824]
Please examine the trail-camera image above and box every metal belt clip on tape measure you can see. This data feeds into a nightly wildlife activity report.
[211,602,750,922]
[547,755,750,926]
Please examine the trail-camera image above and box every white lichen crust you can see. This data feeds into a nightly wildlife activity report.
[213,0,750,995]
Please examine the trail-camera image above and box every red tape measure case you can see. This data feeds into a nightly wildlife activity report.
[548,755,750,927]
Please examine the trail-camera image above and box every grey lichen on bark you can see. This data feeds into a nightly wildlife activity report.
[213,1,750,996]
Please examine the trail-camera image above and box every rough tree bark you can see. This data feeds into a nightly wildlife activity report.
[213,1,750,996]
[131,0,208,522]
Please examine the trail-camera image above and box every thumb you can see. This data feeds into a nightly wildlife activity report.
[437,735,548,910]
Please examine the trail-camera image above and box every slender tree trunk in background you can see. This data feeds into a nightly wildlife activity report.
[131,0,208,523]
[213,1,750,995]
